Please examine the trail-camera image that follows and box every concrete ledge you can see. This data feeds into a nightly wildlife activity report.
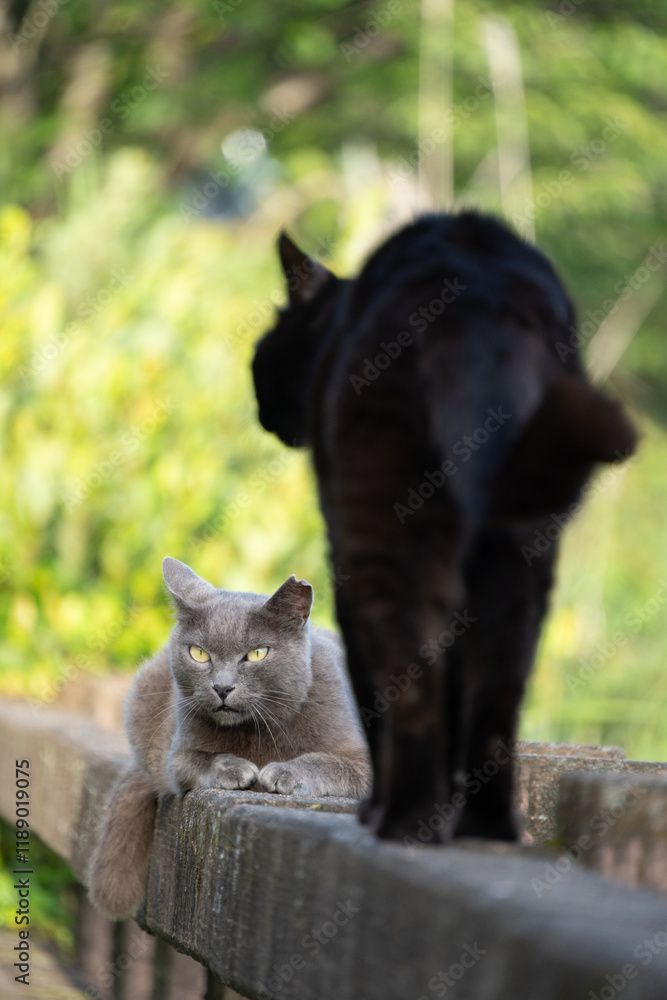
[4,700,667,999]
[0,702,128,880]
[516,743,667,846]
[146,790,667,1000]
[558,771,667,893]
[47,673,667,847]
[0,701,357,881]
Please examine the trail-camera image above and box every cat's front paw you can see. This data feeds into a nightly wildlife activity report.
[258,761,318,797]
[205,755,259,791]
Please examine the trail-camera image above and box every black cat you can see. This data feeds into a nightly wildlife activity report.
[252,212,637,842]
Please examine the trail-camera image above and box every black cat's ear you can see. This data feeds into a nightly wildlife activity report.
[277,232,333,306]
[263,574,313,627]
[163,557,216,611]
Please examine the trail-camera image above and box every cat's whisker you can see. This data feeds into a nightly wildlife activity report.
[249,705,262,752]
[258,701,296,751]
[127,690,177,697]
[259,696,305,720]
[261,693,303,705]
[255,704,280,753]
[260,690,301,704]
[259,691,305,712]
[182,700,207,733]
[137,695,188,737]
[143,695,198,748]
[252,702,280,756]
[262,688,303,700]
[248,689,291,719]
[168,698,208,747]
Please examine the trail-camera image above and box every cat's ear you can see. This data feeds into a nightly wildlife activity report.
[278,232,333,306]
[263,574,313,627]
[163,557,216,611]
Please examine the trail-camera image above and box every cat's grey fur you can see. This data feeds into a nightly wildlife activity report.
[88,557,371,920]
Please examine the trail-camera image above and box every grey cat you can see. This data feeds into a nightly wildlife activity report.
[88,557,371,920]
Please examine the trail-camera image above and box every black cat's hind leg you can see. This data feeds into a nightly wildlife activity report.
[453,520,558,842]
[332,499,467,845]
[315,343,471,844]
[335,572,453,843]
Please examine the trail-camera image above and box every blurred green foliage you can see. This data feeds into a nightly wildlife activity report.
[0,819,77,953]
[1,0,667,819]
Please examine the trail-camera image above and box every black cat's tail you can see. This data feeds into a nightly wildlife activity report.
[420,313,637,521]
[87,764,157,921]
[492,374,638,518]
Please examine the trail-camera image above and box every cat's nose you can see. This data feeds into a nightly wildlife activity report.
[213,683,235,702]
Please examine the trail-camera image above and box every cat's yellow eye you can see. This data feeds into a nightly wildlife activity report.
[246,646,268,662]
[189,645,211,663]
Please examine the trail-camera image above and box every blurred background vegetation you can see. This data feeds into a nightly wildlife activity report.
[1,1,667,940]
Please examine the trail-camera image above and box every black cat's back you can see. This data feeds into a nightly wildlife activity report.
[253,211,637,842]
[316,213,633,523]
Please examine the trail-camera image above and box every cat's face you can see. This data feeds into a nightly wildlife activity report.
[252,233,342,448]
[163,557,314,728]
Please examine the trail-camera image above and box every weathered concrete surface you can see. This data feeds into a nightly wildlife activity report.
[42,670,665,849]
[8,694,659,848]
[516,740,626,759]
[3,698,667,999]
[0,701,128,878]
[516,745,667,846]
[558,771,667,893]
[0,700,357,880]
[145,791,667,1000]
[1,697,664,861]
